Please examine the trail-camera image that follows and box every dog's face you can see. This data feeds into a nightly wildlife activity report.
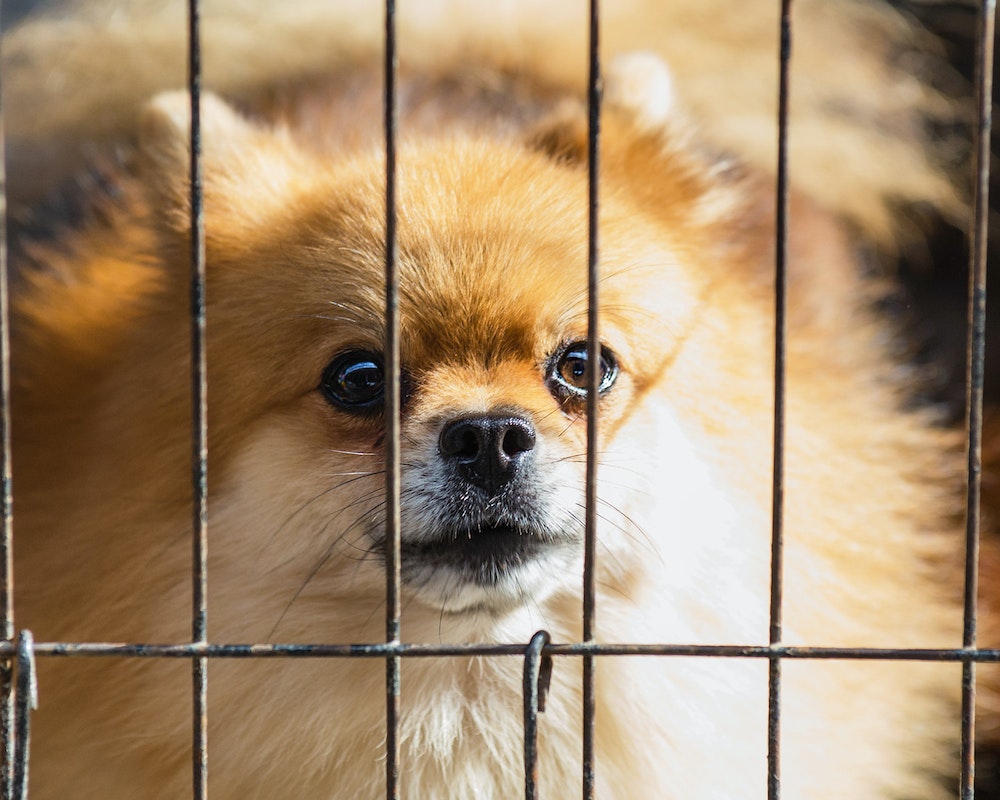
[110,91,773,639]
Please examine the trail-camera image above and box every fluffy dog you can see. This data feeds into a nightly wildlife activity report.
[4,1,972,797]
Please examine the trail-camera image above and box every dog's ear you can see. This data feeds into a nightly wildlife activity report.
[527,52,676,165]
[138,91,253,223]
[604,53,675,130]
[137,91,307,235]
[528,52,750,235]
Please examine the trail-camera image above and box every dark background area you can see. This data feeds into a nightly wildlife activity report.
[0,0,42,29]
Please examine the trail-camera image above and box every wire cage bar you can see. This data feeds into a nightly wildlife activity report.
[12,640,1000,662]
[10,633,32,800]
[185,0,209,796]
[582,0,601,796]
[0,1,997,799]
[523,630,552,799]
[382,0,403,796]
[0,0,14,790]
[768,0,794,796]
[960,2,997,797]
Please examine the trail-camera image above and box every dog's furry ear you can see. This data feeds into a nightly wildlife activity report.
[527,52,747,232]
[527,52,676,165]
[605,53,675,129]
[138,90,307,236]
[138,91,256,217]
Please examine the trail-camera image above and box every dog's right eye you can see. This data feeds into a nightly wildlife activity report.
[546,340,619,403]
[320,351,385,412]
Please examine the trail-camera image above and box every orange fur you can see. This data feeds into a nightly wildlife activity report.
[6,3,972,798]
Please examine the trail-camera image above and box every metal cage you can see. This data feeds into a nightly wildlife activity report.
[0,1,996,798]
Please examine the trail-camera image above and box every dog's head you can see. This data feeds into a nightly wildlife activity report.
[22,65,793,640]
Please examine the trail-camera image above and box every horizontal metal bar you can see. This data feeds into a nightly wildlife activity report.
[6,640,1000,662]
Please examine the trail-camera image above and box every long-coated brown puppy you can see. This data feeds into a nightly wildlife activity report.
[4,1,973,797]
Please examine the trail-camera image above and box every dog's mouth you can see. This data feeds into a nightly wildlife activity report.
[401,524,550,577]
[392,522,576,613]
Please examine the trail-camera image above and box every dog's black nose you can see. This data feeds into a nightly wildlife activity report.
[439,414,536,494]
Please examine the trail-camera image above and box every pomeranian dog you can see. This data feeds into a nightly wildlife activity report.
[2,0,977,797]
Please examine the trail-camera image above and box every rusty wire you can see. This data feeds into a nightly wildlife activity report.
[185,0,209,796]
[523,630,553,799]
[382,0,402,796]
[0,2,997,799]
[960,2,996,797]
[582,0,601,795]
[768,1,794,796]
[0,0,13,793]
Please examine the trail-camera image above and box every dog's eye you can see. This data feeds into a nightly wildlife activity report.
[320,351,385,412]
[548,341,618,399]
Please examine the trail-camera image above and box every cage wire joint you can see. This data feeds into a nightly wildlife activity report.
[10,630,37,800]
[523,629,553,800]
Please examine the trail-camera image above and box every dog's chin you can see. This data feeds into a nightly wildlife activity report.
[398,525,578,615]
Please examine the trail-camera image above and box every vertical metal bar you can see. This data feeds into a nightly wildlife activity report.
[768,2,793,799]
[582,1,601,798]
[383,1,401,798]
[11,632,33,800]
[523,630,551,800]
[0,0,15,790]
[187,0,209,797]
[961,3,995,797]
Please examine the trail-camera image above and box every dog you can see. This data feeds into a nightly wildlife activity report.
[3,1,974,797]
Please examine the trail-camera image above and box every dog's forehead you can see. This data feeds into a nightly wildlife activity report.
[396,235,589,369]
[278,137,681,369]
[388,145,595,366]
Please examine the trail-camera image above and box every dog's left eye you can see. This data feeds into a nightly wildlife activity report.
[320,351,385,412]
[548,341,619,399]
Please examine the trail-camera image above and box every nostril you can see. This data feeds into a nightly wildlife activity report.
[440,420,483,462]
[501,419,535,458]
